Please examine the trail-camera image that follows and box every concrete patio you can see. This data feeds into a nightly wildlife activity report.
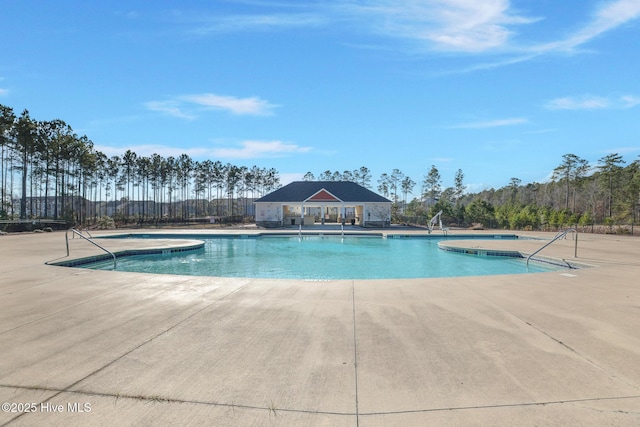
[1,229,639,426]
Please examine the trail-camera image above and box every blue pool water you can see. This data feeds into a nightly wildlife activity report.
[82,235,561,280]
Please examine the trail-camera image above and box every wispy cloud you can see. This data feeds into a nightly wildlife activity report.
[465,182,492,193]
[525,128,557,135]
[440,0,640,73]
[545,94,640,110]
[181,93,278,115]
[338,0,538,53]
[429,157,454,163]
[278,172,305,186]
[95,139,311,160]
[350,0,640,81]
[600,146,640,154]
[545,95,609,110]
[449,117,528,129]
[621,95,640,108]
[144,100,197,120]
[94,144,210,159]
[534,0,640,54]
[180,1,537,53]
[190,13,326,35]
[0,88,8,97]
[212,140,311,159]
[145,93,278,119]
[177,0,640,68]
[440,53,539,74]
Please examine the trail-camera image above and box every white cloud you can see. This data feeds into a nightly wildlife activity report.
[442,53,539,74]
[339,0,538,53]
[532,0,640,54]
[178,0,640,67]
[621,95,640,108]
[95,140,311,160]
[191,13,326,35]
[144,101,197,120]
[465,182,492,193]
[429,157,454,163]
[450,0,640,59]
[145,93,278,119]
[438,0,640,71]
[212,140,311,159]
[0,87,8,97]
[545,94,639,110]
[545,95,609,110]
[181,93,278,115]
[450,117,528,129]
[279,172,305,186]
[94,144,209,158]
[563,0,640,49]
[184,1,536,53]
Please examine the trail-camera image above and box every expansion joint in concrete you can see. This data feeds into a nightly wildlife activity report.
[351,280,360,427]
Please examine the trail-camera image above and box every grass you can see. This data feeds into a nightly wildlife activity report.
[268,399,278,418]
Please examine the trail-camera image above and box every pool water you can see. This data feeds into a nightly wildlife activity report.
[83,236,561,280]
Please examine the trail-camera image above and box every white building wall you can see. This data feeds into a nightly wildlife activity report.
[364,202,391,224]
[255,202,282,223]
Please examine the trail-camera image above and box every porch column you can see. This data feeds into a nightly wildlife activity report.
[281,203,285,226]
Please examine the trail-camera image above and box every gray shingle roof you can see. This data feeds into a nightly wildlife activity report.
[255,181,391,203]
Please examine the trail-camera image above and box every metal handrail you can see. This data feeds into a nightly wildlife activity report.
[526,228,578,267]
[66,228,117,269]
[428,210,442,234]
[71,228,93,238]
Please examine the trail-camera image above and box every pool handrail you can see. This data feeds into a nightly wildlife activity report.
[65,228,117,269]
[428,210,449,237]
[526,228,578,267]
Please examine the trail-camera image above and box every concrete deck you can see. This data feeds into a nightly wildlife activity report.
[1,229,639,426]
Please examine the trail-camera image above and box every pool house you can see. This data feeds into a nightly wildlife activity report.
[254,181,392,228]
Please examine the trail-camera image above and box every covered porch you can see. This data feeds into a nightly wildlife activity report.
[283,202,363,226]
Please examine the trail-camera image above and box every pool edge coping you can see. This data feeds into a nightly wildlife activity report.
[46,240,205,267]
[437,240,596,269]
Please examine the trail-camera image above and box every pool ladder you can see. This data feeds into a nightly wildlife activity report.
[526,228,578,268]
[65,228,117,269]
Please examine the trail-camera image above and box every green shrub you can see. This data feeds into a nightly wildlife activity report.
[97,216,116,230]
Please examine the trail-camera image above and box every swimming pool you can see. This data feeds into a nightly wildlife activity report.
[81,235,563,280]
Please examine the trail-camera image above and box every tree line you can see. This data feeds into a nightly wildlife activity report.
[305,152,640,233]
[2,103,639,232]
[455,153,640,232]
[0,105,280,226]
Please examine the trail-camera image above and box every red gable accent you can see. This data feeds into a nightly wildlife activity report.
[307,189,340,202]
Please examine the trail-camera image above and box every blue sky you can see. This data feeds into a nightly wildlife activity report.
[1,0,639,196]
